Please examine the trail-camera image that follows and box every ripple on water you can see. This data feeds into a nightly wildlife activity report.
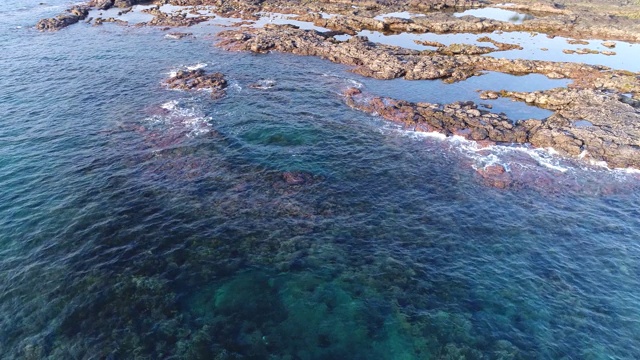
[2,7,640,360]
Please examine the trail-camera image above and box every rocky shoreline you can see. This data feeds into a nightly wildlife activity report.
[35,0,640,170]
[343,87,640,169]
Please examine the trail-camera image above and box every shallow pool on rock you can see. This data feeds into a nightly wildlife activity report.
[351,71,569,120]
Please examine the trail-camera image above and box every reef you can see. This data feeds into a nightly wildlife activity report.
[164,69,228,99]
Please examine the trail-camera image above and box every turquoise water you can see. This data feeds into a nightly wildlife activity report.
[2,2,640,359]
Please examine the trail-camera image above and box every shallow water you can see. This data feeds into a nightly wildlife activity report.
[85,4,640,73]
[352,72,569,120]
[2,2,640,359]
[355,29,640,72]
[454,8,534,24]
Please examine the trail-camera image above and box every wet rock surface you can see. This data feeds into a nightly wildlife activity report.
[343,87,640,169]
[37,0,640,41]
[343,87,531,143]
[217,25,639,92]
[500,88,640,168]
[35,0,640,169]
[140,6,210,27]
[164,69,228,99]
[35,6,89,31]
[165,32,194,39]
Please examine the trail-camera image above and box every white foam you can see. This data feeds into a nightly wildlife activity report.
[403,128,447,140]
[512,147,568,172]
[347,79,363,89]
[250,79,276,89]
[187,63,208,71]
[430,133,570,172]
[322,73,364,89]
[160,100,179,111]
[167,63,208,78]
[617,167,640,174]
[146,100,213,137]
[589,159,611,169]
[181,116,212,137]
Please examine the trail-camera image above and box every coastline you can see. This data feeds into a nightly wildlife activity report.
[36,0,640,171]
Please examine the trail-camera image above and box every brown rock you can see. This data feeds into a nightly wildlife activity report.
[164,69,228,99]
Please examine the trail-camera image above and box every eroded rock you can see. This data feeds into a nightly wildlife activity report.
[164,69,228,99]
[35,6,89,31]
[217,25,639,94]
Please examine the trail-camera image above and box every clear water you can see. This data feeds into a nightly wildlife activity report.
[354,29,640,72]
[3,2,640,359]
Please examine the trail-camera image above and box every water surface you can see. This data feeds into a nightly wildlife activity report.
[2,2,640,359]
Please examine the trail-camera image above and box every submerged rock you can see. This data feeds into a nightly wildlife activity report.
[476,164,512,189]
[165,32,194,39]
[282,171,314,185]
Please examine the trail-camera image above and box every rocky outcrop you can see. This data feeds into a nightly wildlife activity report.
[141,7,210,27]
[35,6,89,31]
[88,0,143,10]
[93,17,128,26]
[217,25,640,93]
[310,11,640,43]
[164,69,228,99]
[343,87,533,144]
[343,86,640,169]
[500,89,640,168]
[415,38,523,56]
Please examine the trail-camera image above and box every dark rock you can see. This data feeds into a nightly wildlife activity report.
[249,79,276,89]
[165,32,193,39]
[164,69,228,99]
[89,0,114,10]
[35,5,89,31]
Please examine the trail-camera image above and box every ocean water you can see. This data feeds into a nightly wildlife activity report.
[2,2,640,359]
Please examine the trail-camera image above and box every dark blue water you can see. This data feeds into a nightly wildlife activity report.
[2,3,640,359]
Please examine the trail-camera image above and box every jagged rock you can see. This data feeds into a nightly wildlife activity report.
[164,69,228,99]
[35,6,89,31]
[342,86,640,169]
[89,0,114,10]
[165,32,193,39]
[217,25,639,95]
